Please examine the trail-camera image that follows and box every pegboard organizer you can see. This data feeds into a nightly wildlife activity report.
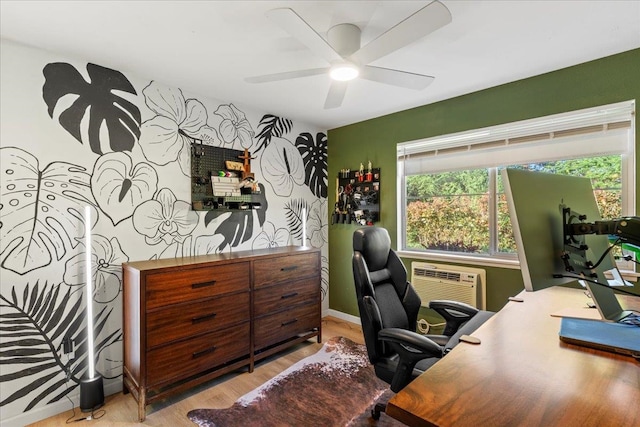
[334,167,380,225]
[191,142,257,211]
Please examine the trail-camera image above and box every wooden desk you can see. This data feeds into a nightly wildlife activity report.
[386,286,640,427]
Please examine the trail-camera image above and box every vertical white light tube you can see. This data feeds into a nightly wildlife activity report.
[84,206,95,380]
[302,207,307,247]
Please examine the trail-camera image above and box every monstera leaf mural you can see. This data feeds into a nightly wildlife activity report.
[296,132,328,198]
[0,282,121,411]
[42,62,141,154]
[0,147,97,276]
[255,114,293,152]
[205,184,268,251]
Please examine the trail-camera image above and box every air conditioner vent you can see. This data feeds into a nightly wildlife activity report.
[411,262,486,309]
[414,268,464,283]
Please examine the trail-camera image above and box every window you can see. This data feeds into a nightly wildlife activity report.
[397,101,635,265]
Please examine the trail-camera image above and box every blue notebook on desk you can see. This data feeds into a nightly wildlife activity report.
[559,317,640,357]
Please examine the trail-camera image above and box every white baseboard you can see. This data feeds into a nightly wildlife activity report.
[1,379,122,427]
[325,309,361,325]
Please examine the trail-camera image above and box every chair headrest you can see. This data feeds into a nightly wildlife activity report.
[353,227,392,271]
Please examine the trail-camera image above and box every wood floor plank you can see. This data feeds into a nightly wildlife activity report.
[28,317,363,426]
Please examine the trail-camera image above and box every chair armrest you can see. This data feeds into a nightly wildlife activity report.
[378,328,443,392]
[378,328,443,358]
[423,334,451,346]
[428,300,480,336]
[429,300,479,316]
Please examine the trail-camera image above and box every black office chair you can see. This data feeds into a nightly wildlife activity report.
[352,227,494,419]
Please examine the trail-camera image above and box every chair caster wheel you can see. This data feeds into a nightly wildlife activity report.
[372,402,385,420]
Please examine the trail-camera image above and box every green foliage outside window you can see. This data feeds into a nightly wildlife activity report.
[405,156,622,255]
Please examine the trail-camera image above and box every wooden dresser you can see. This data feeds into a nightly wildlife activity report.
[122,246,321,421]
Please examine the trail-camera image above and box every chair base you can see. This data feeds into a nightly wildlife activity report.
[372,402,386,420]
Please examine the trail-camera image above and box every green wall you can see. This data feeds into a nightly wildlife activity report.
[328,48,640,317]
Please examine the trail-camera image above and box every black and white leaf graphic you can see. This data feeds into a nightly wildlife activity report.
[254,183,269,228]
[213,210,255,251]
[321,255,328,301]
[205,184,268,251]
[285,198,309,241]
[0,282,121,411]
[255,114,293,152]
[0,147,97,276]
[295,132,328,198]
[43,62,141,154]
[91,152,158,225]
[260,137,305,197]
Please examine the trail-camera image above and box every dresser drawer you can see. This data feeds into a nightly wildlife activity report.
[145,262,250,309]
[253,253,319,288]
[254,277,319,318]
[146,292,250,349]
[254,303,319,350]
[147,322,250,388]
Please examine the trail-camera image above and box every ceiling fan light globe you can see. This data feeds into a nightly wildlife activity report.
[330,64,359,81]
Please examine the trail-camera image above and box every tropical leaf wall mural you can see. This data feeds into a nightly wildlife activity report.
[285,198,309,242]
[42,63,141,155]
[91,152,158,226]
[255,114,293,152]
[0,147,97,276]
[215,104,255,148]
[296,132,328,198]
[0,282,121,412]
[260,137,306,197]
[138,81,222,177]
[0,39,328,424]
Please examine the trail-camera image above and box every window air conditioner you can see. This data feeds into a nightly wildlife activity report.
[411,262,486,309]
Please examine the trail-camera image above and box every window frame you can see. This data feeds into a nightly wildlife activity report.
[396,101,636,270]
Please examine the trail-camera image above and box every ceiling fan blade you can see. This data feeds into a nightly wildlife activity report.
[245,67,329,83]
[324,81,348,109]
[360,66,434,90]
[267,8,343,64]
[350,0,451,65]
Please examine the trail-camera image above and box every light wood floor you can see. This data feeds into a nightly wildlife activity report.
[29,317,364,426]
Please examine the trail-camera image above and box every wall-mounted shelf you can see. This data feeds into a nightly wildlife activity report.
[191,143,261,211]
[334,167,380,225]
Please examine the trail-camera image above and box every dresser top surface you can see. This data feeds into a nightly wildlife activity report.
[123,246,319,272]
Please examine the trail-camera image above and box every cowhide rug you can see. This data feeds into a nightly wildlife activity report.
[187,336,403,426]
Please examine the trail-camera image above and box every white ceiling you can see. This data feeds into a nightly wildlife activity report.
[1,1,639,130]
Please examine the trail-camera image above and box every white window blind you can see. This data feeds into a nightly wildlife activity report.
[398,101,635,175]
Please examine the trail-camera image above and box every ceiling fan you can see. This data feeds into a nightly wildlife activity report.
[245,1,452,109]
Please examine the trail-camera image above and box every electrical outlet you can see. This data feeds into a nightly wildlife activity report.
[63,337,72,354]
[62,337,75,359]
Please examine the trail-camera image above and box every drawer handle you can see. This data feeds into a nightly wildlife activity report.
[280,265,298,272]
[281,318,298,327]
[191,312,217,324]
[281,292,298,299]
[192,280,216,289]
[192,345,217,359]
